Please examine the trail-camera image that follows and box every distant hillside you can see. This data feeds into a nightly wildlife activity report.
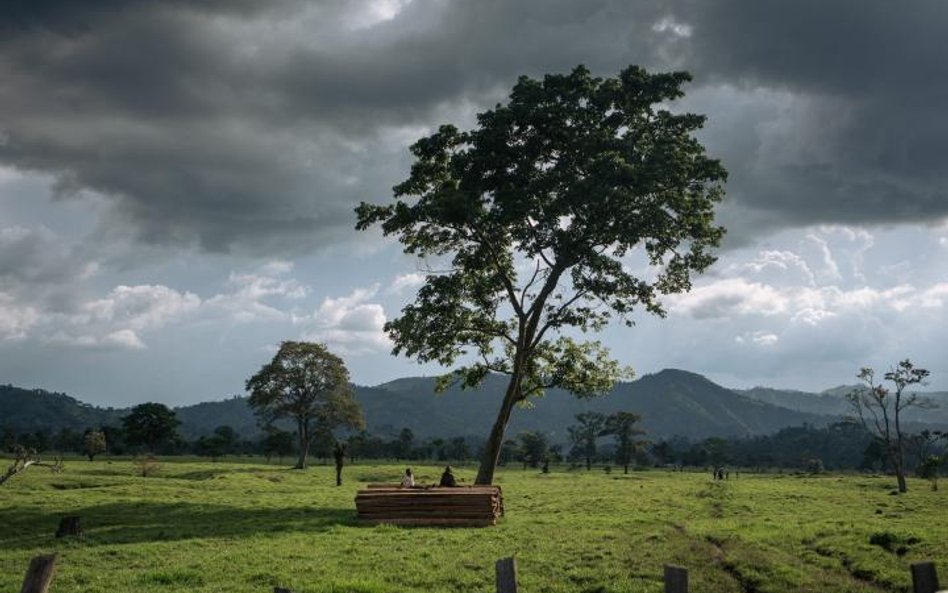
[357,369,835,440]
[4,370,946,443]
[739,384,948,427]
[0,384,123,432]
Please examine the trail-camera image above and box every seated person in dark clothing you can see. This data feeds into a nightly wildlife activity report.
[439,465,457,487]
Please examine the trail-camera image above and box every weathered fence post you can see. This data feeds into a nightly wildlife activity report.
[664,564,688,593]
[910,562,941,593]
[20,554,57,593]
[496,557,517,593]
[56,516,82,538]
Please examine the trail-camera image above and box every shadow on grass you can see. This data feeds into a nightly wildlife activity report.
[0,501,357,551]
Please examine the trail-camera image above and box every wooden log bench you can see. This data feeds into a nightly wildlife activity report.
[355,485,504,526]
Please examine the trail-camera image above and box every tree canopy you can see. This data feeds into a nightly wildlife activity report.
[246,341,364,470]
[356,64,727,484]
[122,403,180,454]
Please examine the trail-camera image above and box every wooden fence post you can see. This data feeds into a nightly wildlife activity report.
[56,516,82,538]
[496,557,517,593]
[20,554,57,593]
[664,564,688,593]
[910,562,941,593]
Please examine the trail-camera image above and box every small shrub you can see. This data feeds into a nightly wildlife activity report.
[134,456,161,477]
[869,531,921,554]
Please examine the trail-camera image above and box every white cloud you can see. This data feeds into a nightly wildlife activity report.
[302,285,391,354]
[0,292,39,340]
[669,278,788,318]
[388,272,425,294]
[80,285,201,331]
[735,331,779,346]
[206,261,307,323]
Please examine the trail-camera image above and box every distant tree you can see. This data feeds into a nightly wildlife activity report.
[310,426,337,462]
[447,436,470,461]
[517,431,549,469]
[83,429,107,461]
[333,442,346,486]
[498,439,518,466]
[805,458,825,474]
[246,341,365,470]
[213,425,237,455]
[122,403,180,454]
[261,426,295,463]
[195,435,226,461]
[398,428,415,460]
[568,412,605,470]
[2,428,16,452]
[651,440,674,465]
[847,360,931,493]
[54,428,80,453]
[703,437,732,468]
[600,411,646,474]
[356,65,727,485]
[916,455,942,491]
[101,425,126,455]
[908,430,944,470]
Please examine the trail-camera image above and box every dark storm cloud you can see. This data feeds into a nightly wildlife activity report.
[675,0,948,230]
[0,0,946,254]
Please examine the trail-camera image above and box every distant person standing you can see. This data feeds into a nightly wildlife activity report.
[401,468,415,487]
[439,465,457,487]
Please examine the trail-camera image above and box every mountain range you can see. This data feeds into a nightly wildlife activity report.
[2,369,946,442]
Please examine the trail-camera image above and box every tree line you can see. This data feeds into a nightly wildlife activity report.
[6,408,943,480]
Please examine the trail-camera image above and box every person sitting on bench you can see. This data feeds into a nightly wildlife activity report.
[439,465,457,487]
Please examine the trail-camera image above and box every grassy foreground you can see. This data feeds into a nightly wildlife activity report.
[1,458,945,593]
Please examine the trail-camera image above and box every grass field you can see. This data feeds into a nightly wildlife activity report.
[1,458,945,593]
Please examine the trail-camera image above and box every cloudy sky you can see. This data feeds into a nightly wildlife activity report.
[2,0,947,407]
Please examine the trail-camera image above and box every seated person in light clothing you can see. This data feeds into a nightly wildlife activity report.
[401,468,415,487]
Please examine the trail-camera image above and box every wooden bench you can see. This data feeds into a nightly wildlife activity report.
[355,485,504,526]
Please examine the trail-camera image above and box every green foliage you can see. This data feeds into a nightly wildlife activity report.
[916,455,942,490]
[357,64,726,483]
[246,341,364,469]
[122,403,180,453]
[516,431,549,468]
[567,411,605,469]
[82,429,107,461]
[600,411,646,473]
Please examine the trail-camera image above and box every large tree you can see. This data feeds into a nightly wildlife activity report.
[568,411,606,471]
[357,65,727,484]
[600,411,646,474]
[122,403,180,454]
[246,341,364,470]
[847,359,932,493]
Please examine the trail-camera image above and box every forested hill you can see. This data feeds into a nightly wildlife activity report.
[3,370,946,441]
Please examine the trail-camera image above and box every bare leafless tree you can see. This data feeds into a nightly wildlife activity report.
[1,445,63,486]
[847,360,932,493]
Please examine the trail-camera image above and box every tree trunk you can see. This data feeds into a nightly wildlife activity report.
[896,467,907,493]
[624,463,629,474]
[586,457,591,471]
[475,381,520,485]
[294,420,309,470]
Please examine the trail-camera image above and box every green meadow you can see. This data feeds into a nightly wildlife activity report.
[1,459,944,593]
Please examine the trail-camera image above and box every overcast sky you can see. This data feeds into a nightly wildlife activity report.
[2,0,947,407]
